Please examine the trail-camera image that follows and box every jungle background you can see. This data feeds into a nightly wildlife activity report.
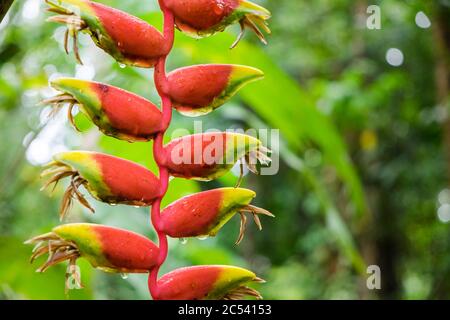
[0,0,450,300]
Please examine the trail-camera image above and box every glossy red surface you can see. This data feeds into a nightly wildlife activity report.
[91,2,169,64]
[156,266,222,300]
[164,0,238,31]
[167,65,232,110]
[94,225,159,271]
[93,153,160,205]
[164,132,229,179]
[92,83,162,139]
[160,189,223,237]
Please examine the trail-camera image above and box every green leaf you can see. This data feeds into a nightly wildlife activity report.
[173,31,367,219]
[139,13,367,272]
[170,31,368,272]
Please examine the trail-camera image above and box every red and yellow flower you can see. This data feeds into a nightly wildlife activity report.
[162,0,271,48]
[25,223,160,290]
[164,132,271,181]
[44,77,163,142]
[166,64,264,116]
[45,0,169,67]
[41,151,160,219]
[161,188,274,244]
[155,265,264,300]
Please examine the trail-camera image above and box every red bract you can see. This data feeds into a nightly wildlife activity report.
[162,0,271,48]
[26,223,159,291]
[42,151,160,219]
[155,265,264,300]
[161,188,274,244]
[166,64,263,116]
[44,78,163,142]
[163,132,271,181]
[45,0,169,67]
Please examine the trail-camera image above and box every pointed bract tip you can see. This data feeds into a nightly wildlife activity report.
[49,77,89,92]
[231,65,264,81]
[225,187,256,200]
[239,0,271,19]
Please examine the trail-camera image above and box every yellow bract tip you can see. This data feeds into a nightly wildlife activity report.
[239,0,271,19]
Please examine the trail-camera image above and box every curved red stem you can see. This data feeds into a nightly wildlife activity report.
[148,2,175,300]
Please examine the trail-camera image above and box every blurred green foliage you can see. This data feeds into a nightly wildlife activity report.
[0,0,449,300]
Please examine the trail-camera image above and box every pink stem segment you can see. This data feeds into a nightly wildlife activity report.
[148,2,175,300]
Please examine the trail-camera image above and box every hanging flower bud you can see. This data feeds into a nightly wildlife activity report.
[161,188,274,244]
[155,265,264,300]
[166,64,263,117]
[164,132,271,182]
[41,151,160,220]
[162,0,271,48]
[45,0,169,67]
[43,78,163,142]
[25,223,159,291]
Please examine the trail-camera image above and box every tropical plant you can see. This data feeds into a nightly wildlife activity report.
[25,0,274,300]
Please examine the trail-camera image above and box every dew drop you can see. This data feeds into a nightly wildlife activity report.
[179,238,188,245]
[120,273,129,279]
[197,235,208,241]
[110,203,117,206]
[119,63,126,69]
[134,206,140,208]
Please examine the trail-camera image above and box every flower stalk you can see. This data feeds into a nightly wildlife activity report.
[147,0,175,299]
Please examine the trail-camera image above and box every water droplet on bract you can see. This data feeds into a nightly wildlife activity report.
[110,203,117,206]
[134,206,140,208]
[197,235,208,241]
[120,273,129,279]
[119,63,126,69]
[179,238,188,245]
